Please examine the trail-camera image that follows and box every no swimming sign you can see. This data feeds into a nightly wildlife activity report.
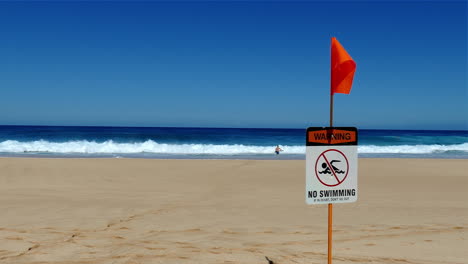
[305,127,358,205]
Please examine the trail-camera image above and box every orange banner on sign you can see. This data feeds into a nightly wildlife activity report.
[308,129,357,144]
[331,37,356,95]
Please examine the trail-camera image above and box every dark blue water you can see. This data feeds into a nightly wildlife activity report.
[0,126,466,159]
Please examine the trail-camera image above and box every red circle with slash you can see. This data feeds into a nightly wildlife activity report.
[315,149,349,187]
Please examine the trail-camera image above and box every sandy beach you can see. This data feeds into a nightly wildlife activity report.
[0,158,466,264]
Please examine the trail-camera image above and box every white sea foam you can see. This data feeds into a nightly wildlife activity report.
[0,140,303,155]
[358,143,468,154]
[0,140,466,155]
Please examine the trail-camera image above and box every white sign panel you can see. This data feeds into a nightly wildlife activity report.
[306,127,358,205]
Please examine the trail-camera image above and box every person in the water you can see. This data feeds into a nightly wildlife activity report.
[275,145,283,155]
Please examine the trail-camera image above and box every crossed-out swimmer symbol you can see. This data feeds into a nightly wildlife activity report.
[315,149,349,187]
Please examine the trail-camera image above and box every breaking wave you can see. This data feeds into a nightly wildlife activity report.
[0,140,302,155]
[359,143,468,154]
[0,140,467,156]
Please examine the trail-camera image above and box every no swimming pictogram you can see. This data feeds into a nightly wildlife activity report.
[315,149,349,187]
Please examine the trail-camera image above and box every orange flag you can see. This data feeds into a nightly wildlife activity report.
[330,37,356,94]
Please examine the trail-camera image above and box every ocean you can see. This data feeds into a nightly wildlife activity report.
[0,126,466,159]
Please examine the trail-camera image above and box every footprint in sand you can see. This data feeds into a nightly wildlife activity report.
[5,236,23,241]
[28,244,40,251]
[190,228,203,232]
[222,229,239,235]
[144,247,166,251]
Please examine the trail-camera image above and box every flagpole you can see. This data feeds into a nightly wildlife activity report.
[327,36,355,264]
[328,93,334,264]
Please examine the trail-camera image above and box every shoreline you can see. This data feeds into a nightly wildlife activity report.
[0,154,467,160]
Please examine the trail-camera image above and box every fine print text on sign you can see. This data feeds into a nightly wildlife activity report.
[305,127,358,205]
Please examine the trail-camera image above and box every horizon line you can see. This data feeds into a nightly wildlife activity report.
[0,124,466,132]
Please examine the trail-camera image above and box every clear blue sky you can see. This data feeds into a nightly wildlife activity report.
[0,1,466,130]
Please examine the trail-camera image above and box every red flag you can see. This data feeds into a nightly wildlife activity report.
[331,37,356,94]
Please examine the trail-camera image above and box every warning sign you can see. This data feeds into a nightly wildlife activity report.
[306,127,358,205]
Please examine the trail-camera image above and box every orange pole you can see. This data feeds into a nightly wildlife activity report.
[329,85,334,264]
[328,203,333,264]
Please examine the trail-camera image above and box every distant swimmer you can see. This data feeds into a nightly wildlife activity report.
[275,145,283,155]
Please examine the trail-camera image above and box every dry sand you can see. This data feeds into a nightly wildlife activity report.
[0,158,466,264]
